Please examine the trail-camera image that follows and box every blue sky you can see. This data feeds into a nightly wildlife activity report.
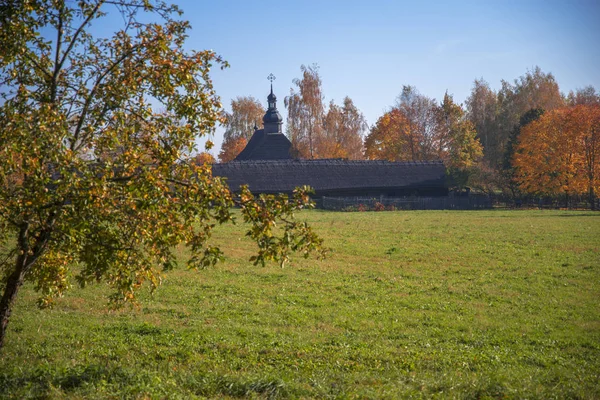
[128,1,600,152]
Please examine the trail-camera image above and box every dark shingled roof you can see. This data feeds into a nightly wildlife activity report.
[234,129,292,161]
[212,159,447,197]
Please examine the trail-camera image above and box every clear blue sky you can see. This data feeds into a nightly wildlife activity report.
[176,1,599,153]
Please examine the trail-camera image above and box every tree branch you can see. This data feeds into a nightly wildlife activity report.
[57,1,104,74]
[71,42,144,151]
[50,3,64,103]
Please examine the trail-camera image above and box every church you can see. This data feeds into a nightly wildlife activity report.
[211,82,448,199]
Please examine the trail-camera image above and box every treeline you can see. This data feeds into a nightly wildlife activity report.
[219,65,599,208]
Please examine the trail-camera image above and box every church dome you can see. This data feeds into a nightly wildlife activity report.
[263,78,283,134]
[263,108,282,124]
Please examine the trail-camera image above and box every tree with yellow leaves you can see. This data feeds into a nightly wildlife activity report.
[0,0,325,348]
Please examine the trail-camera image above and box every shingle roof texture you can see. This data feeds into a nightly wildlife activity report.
[212,159,447,194]
[234,129,291,161]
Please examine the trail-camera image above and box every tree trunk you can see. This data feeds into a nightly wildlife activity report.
[590,186,596,211]
[0,218,52,349]
[0,253,29,349]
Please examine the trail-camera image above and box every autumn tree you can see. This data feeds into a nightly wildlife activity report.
[436,93,483,189]
[219,96,264,162]
[466,67,564,167]
[320,97,367,159]
[285,64,325,159]
[364,108,412,161]
[513,105,600,208]
[0,0,324,348]
[579,105,600,209]
[365,87,440,163]
[500,108,545,198]
[567,85,600,106]
[395,86,439,161]
[218,136,247,162]
[194,152,216,165]
[497,67,564,165]
[465,78,498,163]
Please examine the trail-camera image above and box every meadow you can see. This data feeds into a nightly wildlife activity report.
[0,209,599,399]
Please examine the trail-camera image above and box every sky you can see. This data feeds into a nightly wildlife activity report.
[119,1,600,154]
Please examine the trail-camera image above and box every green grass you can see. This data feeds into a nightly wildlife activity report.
[1,210,599,399]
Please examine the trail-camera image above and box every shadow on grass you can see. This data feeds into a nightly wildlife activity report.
[0,364,292,399]
[0,364,134,397]
[184,373,290,399]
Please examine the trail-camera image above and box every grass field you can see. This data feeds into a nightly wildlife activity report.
[1,209,599,399]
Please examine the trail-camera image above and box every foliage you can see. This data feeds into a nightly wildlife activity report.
[1,210,599,398]
[319,97,367,160]
[364,108,412,161]
[567,85,600,106]
[219,96,264,162]
[238,186,326,267]
[285,64,367,160]
[364,86,444,162]
[193,152,215,165]
[284,64,324,159]
[437,93,483,189]
[218,136,247,162]
[465,78,498,163]
[466,67,564,167]
[513,105,600,208]
[499,108,545,197]
[365,89,482,189]
[394,85,440,160]
[0,0,324,348]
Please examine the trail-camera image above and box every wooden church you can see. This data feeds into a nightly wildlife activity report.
[212,82,448,198]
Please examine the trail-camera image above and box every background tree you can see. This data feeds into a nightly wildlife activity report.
[500,108,545,198]
[395,85,439,161]
[218,136,247,162]
[0,0,324,348]
[465,78,498,164]
[320,97,367,159]
[466,68,564,167]
[495,67,564,166]
[573,104,600,209]
[285,64,324,159]
[365,88,482,181]
[567,85,600,106]
[364,108,412,161]
[513,105,600,208]
[219,96,264,162]
[194,152,216,165]
[436,93,483,189]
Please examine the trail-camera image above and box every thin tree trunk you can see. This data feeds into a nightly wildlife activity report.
[0,216,55,349]
[0,253,29,349]
[590,186,596,211]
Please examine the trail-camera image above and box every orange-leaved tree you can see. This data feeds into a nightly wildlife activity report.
[219,96,264,162]
[319,97,367,160]
[219,136,248,162]
[364,108,412,161]
[513,105,600,208]
[194,152,216,165]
